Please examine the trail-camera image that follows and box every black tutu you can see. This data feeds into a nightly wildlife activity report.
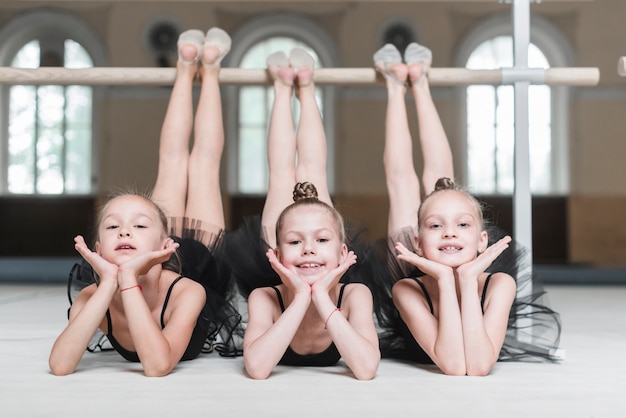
[67,216,244,359]
[373,225,563,363]
[222,215,391,325]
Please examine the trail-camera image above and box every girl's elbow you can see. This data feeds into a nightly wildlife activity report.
[48,354,76,376]
[244,358,272,380]
[352,354,380,381]
[49,363,75,376]
[465,361,495,377]
[438,359,467,376]
[353,365,378,381]
[142,359,176,377]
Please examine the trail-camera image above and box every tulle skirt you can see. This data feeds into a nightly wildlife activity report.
[67,216,244,359]
[373,224,563,363]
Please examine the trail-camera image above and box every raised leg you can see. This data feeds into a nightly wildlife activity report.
[261,51,297,248]
[152,29,203,220]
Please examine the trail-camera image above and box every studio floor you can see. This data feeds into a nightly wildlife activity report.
[1,283,625,418]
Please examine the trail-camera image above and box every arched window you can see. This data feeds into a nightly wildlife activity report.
[0,10,105,195]
[455,14,574,195]
[225,14,338,195]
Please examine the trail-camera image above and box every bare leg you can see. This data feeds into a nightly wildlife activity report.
[405,43,453,196]
[261,51,297,248]
[374,45,421,236]
[152,30,203,220]
[291,48,332,207]
[185,28,231,230]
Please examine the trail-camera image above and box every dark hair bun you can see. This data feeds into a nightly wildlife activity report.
[293,182,319,202]
[433,177,457,192]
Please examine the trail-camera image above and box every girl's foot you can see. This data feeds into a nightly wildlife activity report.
[404,42,432,85]
[373,43,406,85]
[202,27,231,67]
[177,29,204,65]
[289,48,315,87]
[267,51,295,86]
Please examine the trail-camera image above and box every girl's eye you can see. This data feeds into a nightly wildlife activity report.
[105,225,118,230]
[429,224,441,229]
[459,222,470,228]
[135,225,147,229]
[288,240,301,245]
[318,238,329,243]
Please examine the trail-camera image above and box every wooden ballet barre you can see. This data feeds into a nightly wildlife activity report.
[0,66,599,86]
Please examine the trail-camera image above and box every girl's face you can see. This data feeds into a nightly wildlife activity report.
[95,195,167,264]
[417,190,488,268]
[276,205,347,285]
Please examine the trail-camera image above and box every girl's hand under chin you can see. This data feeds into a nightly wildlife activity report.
[265,249,311,297]
[311,250,357,296]
[395,241,453,281]
[456,236,511,281]
[73,235,119,288]
[117,238,179,279]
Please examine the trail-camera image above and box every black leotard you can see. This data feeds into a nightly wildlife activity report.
[105,276,209,362]
[273,283,349,367]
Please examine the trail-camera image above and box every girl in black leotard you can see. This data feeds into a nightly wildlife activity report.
[373,43,561,375]
[225,49,380,380]
[49,28,242,376]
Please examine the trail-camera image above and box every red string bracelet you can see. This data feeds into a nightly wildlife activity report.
[120,284,142,292]
[324,307,342,329]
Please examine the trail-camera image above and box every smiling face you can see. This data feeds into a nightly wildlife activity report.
[417,190,488,268]
[95,194,168,264]
[275,205,347,285]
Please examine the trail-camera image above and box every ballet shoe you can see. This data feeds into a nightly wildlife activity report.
[266,51,294,86]
[203,27,232,66]
[289,48,315,87]
[404,42,432,83]
[403,42,432,66]
[177,29,204,64]
[267,50,289,68]
[373,43,405,85]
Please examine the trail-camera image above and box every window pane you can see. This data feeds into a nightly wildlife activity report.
[239,127,268,193]
[237,36,322,193]
[6,38,93,195]
[65,86,92,193]
[466,37,551,194]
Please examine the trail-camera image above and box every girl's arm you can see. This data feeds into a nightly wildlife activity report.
[121,274,205,377]
[456,236,515,375]
[243,249,312,379]
[458,272,516,376]
[49,281,117,375]
[49,236,120,375]
[113,240,193,377]
[243,287,310,380]
[314,283,380,380]
[394,242,467,375]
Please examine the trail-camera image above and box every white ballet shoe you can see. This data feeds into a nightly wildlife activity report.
[203,27,232,66]
[177,29,204,64]
[289,48,315,87]
[288,47,315,71]
[266,50,289,68]
[373,43,404,85]
[404,42,432,79]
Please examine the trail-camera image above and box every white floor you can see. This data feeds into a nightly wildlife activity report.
[1,284,625,418]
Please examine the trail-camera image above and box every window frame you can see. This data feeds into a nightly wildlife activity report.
[0,9,106,196]
[223,13,339,195]
[454,13,575,195]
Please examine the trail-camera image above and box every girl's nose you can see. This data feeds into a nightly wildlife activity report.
[302,241,316,255]
[443,227,457,238]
